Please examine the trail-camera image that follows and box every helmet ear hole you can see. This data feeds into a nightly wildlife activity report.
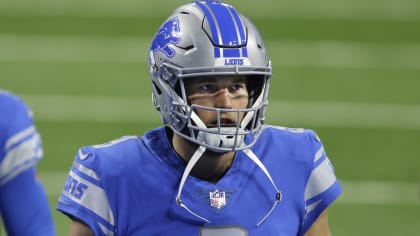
[247,76,264,106]
[173,80,183,97]
[152,81,162,95]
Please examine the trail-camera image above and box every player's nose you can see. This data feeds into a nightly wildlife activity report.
[214,88,233,109]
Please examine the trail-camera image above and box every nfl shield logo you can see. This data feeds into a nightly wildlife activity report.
[209,190,226,209]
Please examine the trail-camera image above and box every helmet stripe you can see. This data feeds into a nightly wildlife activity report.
[223,48,240,57]
[228,5,247,46]
[195,1,247,58]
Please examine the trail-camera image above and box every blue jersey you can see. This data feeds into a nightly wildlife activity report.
[0,91,55,235]
[57,126,341,236]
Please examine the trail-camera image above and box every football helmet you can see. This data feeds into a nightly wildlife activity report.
[149,0,272,152]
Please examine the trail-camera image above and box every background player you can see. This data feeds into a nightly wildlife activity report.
[57,1,342,235]
[0,90,55,235]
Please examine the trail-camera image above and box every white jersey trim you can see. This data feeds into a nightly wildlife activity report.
[4,126,35,150]
[0,128,42,185]
[304,157,337,201]
[64,169,115,227]
[73,160,100,181]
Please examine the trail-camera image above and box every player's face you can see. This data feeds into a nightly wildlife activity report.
[185,76,249,128]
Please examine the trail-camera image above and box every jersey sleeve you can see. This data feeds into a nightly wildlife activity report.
[0,167,55,236]
[57,146,116,236]
[0,92,55,235]
[0,93,43,185]
[299,130,342,235]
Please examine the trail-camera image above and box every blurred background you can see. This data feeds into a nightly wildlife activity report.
[1,0,419,234]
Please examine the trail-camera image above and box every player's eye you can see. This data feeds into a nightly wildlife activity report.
[198,84,216,93]
[230,84,242,92]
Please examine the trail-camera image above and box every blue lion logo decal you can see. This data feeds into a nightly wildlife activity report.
[151,17,181,58]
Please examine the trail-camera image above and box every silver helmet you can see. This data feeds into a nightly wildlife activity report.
[149,1,272,152]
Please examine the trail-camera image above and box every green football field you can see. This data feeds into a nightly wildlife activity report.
[1,0,419,235]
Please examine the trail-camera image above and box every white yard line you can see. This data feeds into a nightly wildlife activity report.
[40,171,419,205]
[0,35,420,70]
[266,40,420,70]
[22,95,156,123]
[20,94,420,130]
[338,180,419,205]
[267,101,420,130]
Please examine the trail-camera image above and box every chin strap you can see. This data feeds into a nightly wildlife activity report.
[242,149,282,226]
[175,145,211,223]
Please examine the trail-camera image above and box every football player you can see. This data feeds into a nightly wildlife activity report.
[57,1,342,235]
[0,91,55,235]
